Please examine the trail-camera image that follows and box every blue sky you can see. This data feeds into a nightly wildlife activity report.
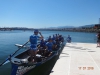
[0,0,100,28]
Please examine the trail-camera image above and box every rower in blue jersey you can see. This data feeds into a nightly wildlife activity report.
[52,35,56,45]
[29,29,43,62]
[52,35,56,41]
[45,39,54,57]
[38,39,47,55]
[67,35,71,43]
[40,39,46,48]
[48,36,52,41]
[59,35,64,42]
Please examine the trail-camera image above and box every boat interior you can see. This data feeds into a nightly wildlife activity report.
[13,42,62,63]
[13,49,56,63]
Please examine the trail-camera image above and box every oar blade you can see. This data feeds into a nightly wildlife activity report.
[2,60,10,65]
[0,58,9,66]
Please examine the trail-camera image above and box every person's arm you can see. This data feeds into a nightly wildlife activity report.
[39,32,43,39]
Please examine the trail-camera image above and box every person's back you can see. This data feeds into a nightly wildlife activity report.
[67,35,71,43]
[40,39,46,48]
[59,35,64,43]
[46,42,53,51]
[59,35,62,41]
[45,39,54,57]
[52,35,56,41]
[48,36,52,41]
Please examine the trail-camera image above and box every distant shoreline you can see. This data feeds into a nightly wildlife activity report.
[0,28,99,33]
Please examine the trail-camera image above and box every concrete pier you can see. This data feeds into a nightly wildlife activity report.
[50,43,100,75]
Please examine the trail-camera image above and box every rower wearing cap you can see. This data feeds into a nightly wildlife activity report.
[29,29,43,62]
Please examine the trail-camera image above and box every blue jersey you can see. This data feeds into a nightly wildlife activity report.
[30,35,40,48]
[30,35,40,44]
[46,42,53,51]
[40,41,46,47]
[59,37,63,41]
[52,40,56,45]
[67,36,71,41]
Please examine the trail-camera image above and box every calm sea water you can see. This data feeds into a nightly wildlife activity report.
[0,30,97,75]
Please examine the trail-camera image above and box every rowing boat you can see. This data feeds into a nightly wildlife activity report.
[10,42,64,75]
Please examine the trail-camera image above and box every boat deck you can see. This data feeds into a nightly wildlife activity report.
[50,42,100,75]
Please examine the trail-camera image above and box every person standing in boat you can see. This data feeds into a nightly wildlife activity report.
[29,29,43,62]
[96,31,100,47]
[67,35,71,43]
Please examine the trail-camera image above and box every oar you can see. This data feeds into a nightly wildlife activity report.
[0,40,29,67]
[12,40,29,56]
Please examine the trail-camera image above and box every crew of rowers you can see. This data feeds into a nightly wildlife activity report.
[28,30,64,62]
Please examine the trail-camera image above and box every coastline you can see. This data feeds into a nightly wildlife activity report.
[0,27,100,33]
[39,28,100,33]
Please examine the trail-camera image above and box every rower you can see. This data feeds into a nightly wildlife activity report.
[48,36,52,41]
[52,36,58,50]
[52,35,56,41]
[45,39,54,57]
[59,35,64,42]
[29,29,43,62]
[38,39,47,55]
